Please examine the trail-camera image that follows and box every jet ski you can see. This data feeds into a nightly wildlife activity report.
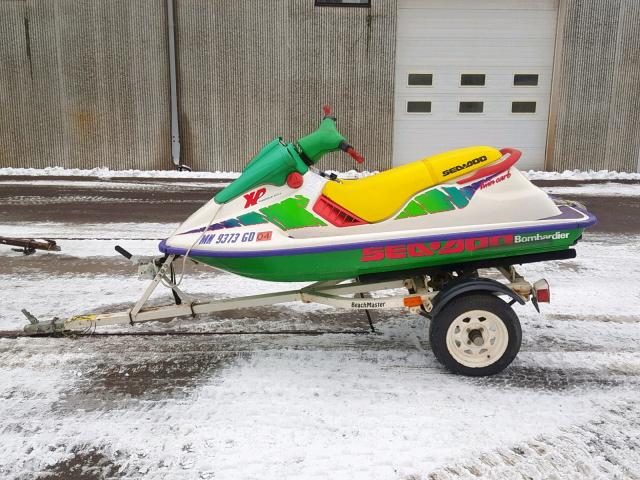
[23,107,596,377]
[159,108,596,282]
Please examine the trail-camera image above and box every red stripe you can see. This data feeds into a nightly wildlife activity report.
[312,195,368,227]
[456,148,522,185]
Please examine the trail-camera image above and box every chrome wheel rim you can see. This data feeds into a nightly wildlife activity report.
[445,310,509,368]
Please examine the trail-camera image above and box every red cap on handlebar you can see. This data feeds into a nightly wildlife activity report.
[345,146,365,164]
[322,105,331,116]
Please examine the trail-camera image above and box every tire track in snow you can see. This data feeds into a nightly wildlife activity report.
[424,399,640,480]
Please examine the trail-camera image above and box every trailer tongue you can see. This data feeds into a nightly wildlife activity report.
[0,236,60,255]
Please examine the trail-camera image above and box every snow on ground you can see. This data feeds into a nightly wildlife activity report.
[0,179,227,190]
[2,222,176,240]
[525,169,640,181]
[1,222,174,258]
[426,399,640,479]
[1,181,640,479]
[541,182,640,197]
[2,333,636,480]
[516,233,640,322]
[1,194,209,206]
[0,166,241,179]
[1,226,640,478]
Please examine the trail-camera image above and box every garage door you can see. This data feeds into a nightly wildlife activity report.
[393,0,558,170]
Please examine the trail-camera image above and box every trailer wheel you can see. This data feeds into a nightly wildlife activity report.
[429,293,521,376]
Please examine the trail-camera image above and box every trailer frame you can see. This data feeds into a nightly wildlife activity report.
[23,253,540,336]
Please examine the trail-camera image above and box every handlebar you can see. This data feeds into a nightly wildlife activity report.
[341,142,365,164]
[214,107,364,205]
[295,106,365,166]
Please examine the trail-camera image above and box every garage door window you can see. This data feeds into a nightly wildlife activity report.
[513,74,539,86]
[460,74,486,86]
[512,101,536,114]
[407,101,431,113]
[459,101,483,113]
[408,73,433,86]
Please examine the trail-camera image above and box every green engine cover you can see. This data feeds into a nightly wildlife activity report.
[214,116,348,205]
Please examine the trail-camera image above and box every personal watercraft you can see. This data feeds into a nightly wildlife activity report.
[159,107,595,282]
[23,107,596,377]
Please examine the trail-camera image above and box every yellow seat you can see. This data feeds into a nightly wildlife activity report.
[322,146,502,223]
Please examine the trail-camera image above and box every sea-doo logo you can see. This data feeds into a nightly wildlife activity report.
[360,234,514,262]
[243,187,267,208]
[442,155,488,177]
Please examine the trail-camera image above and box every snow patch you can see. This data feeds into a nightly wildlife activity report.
[0,179,227,189]
[0,166,241,179]
[426,399,640,479]
[0,336,631,479]
[525,169,640,181]
[541,182,640,197]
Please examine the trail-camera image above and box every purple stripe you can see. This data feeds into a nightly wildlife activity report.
[542,204,591,221]
[158,207,596,259]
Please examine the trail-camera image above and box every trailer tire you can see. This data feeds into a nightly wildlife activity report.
[429,293,521,376]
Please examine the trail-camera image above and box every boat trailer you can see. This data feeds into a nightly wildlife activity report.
[22,247,558,337]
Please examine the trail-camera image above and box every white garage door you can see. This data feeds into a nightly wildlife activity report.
[393,0,558,170]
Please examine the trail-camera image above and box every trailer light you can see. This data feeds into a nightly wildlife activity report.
[403,296,423,307]
[533,279,550,303]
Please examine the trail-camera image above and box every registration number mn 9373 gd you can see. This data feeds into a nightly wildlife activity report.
[198,232,256,245]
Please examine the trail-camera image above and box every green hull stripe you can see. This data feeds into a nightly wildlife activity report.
[259,195,327,230]
[193,228,583,282]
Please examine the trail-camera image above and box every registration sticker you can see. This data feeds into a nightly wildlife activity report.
[257,231,273,242]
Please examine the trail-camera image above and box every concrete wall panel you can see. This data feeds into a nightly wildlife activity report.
[4,0,636,173]
[0,0,169,170]
[604,0,640,172]
[551,0,640,172]
[175,0,397,172]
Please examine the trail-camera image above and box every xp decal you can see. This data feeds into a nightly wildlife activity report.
[243,187,267,208]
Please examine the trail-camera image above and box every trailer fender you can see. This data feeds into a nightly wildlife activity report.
[429,277,525,319]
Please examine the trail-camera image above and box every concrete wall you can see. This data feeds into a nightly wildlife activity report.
[175,0,397,172]
[2,0,638,173]
[0,0,170,170]
[0,0,396,172]
[549,0,640,172]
